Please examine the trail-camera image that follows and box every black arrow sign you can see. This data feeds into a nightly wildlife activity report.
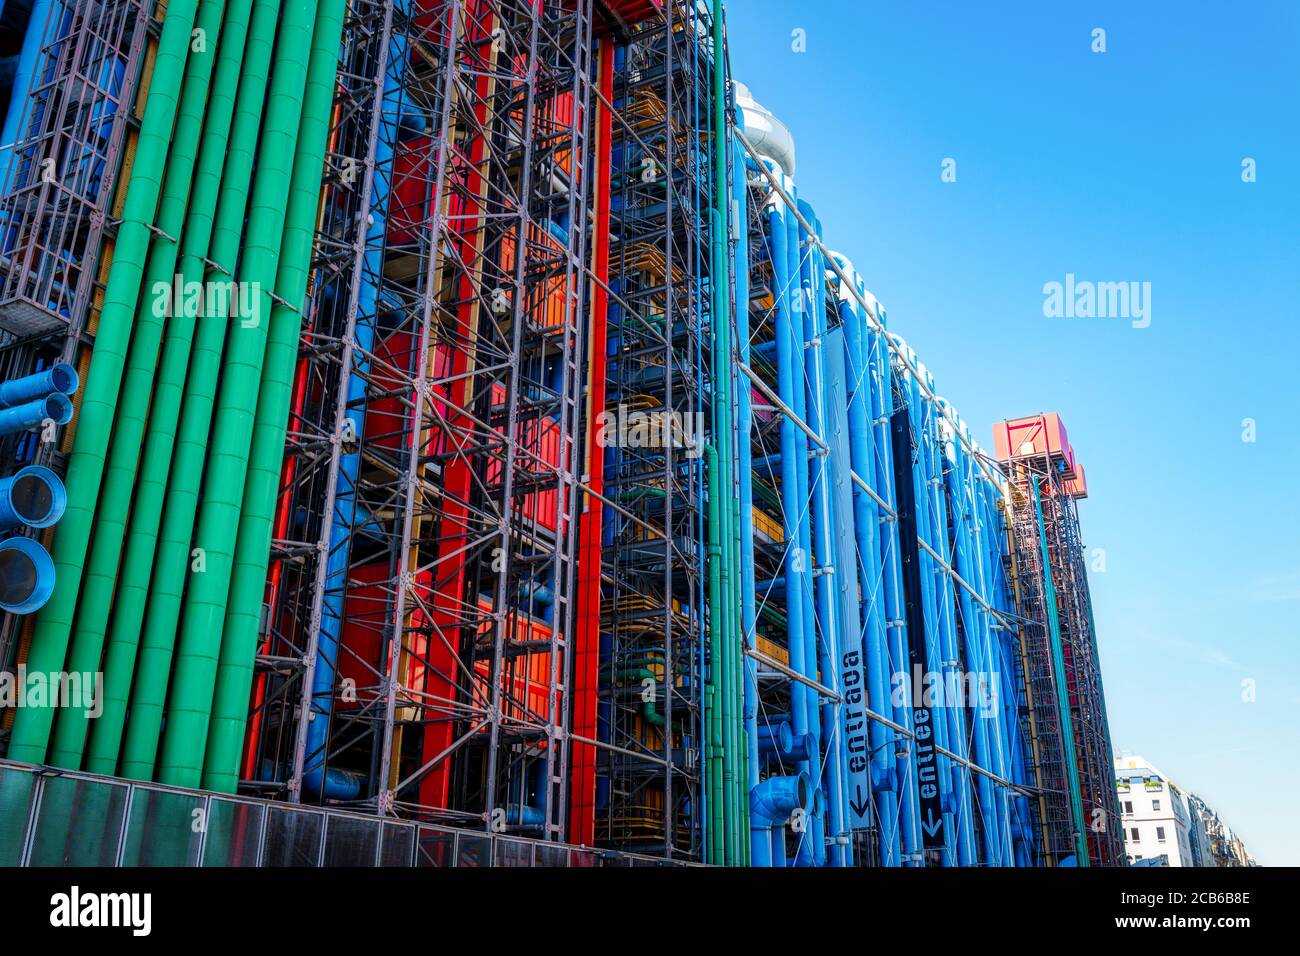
[849,784,870,821]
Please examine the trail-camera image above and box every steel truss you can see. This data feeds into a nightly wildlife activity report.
[249,0,598,845]
[1038,475,1124,865]
[1004,456,1122,865]
[593,2,708,859]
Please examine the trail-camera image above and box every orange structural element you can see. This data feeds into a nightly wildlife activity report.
[570,36,615,848]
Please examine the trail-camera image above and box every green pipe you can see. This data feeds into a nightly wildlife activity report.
[117,0,287,781]
[156,0,321,788]
[202,0,348,793]
[709,0,745,864]
[5,0,202,765]
[1033,479,1090,866]
[84,0,259,775]
[704,445,724,864]
[48,0,231,770]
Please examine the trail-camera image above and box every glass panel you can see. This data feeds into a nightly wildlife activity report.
[534,843,569,867]
[27,775,128,866]
[456,832,492,868]
[415,827,455,867]
[494,837,534,867]
[570,848,600,868]
[262,806,324,867]
[0,766,37,865]
[322,813,381,866]
[379,823,415,867]
[119,787,204,866]
[202,799,265,867]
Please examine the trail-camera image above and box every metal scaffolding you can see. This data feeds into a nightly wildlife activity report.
[594,1,708,859]
[249,0,597,845]
[1003,455,1122,866]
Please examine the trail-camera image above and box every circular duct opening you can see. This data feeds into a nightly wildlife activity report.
[0,544,39,611]
[795,772,810,810]
[775,720,793,754]
[49,363,79,395]
[44,392,73,425]
[9,473,54,525]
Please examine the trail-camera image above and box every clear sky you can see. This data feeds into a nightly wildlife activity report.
[726,0,1299,865]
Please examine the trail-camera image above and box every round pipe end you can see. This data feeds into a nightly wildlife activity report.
[45,392,73,425]
[0,536,55,614]
[0,466,66,528]
[49,363,79,395]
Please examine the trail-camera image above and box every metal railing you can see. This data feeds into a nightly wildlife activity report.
[0,760,692,867]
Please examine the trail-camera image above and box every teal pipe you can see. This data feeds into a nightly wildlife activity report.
[114,0,284,781]
[49,0,230,770]
[158,0,321,788]
[6,0,201,765]
[203,0,348,794]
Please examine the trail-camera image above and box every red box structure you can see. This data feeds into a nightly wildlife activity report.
[995,413,1089,494]
[1063,463,1088,499]
[992,412,1070,465]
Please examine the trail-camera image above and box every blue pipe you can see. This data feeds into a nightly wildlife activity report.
[0,362,78,407]
[906,370,963,865]
[838,294,901,865]
[0,534,54,613]
[784,191,827,866]
[750,772,810,827]
[0,0,54,183]
[871,326,922,863]
[798,200,850,867]
[759,717,815,763]
[975,452,1018,864]
[302,9,418,800]
[0,391,70,434]
[757,720,793,758]
[940,426,1001,864]
[734,130,765,866]
[768,197,818,866]
[925,403,977,864]
[0,464,65,529]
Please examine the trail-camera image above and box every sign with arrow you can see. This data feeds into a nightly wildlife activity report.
[824,329,873,832]
[914,706,947,850]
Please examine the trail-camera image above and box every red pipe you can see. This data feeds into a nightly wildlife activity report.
[418,2,497,810]
[569,36,614,847]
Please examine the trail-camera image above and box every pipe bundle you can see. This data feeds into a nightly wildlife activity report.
[0,363,77,615]
[8,0,349,797]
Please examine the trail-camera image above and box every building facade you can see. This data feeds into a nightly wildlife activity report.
[1116,754,1258,867]
[1115,754,1195,866]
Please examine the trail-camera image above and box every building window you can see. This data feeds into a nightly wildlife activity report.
[1152,799,1161,812]
[1124,801,1133,815]
[1131,828,1140,842]
[1157,827,1166,843]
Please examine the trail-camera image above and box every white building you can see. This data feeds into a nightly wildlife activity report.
[1114,754,1196,867]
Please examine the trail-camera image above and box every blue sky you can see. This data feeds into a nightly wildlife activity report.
[727,0,1299,864]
